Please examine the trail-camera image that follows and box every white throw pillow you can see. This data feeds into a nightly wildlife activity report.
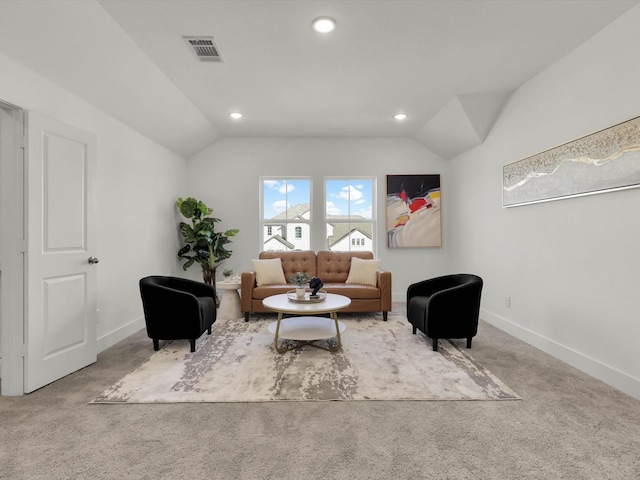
[252,258,286,286]
[345,257,380,287]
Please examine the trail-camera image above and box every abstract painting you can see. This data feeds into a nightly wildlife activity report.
[386,174,441,248]
[503,116,640,207]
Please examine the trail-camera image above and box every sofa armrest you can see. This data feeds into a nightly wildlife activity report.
[241,271,257,313]
[426,281,482,323]
[377,270,392,312]
[164,277,215,300]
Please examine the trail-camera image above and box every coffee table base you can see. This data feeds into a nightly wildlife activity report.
[267,314,346,353]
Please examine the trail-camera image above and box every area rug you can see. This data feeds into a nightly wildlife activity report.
[92,311,520,403]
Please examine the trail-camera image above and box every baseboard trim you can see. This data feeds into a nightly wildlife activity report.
[97,317,145,353]
[481,308,640,401]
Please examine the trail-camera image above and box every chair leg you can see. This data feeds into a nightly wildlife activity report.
[153,339,159,351]
[383,311,388,321]
[190,339,196,353]
[467,337,472,348]
[432,338,438,352]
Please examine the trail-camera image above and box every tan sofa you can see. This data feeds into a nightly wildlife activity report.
[241,250,392,322]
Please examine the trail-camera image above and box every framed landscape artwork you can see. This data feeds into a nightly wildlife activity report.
[503,115,640,207]
[386,174,441,248]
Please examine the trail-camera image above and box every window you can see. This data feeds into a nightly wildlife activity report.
[325,177,375,251]
[260,176,376,252]
[261,178,311,251]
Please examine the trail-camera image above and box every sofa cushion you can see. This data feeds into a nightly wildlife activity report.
[252,284,294,300]
[316,250,373,283]
[323,283,381,299]
[345,257,380,287]
[259,250,317,279]
[253,283,381,301]
[252,258,287,286]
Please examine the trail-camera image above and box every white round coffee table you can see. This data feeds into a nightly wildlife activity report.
[262,293,351,353]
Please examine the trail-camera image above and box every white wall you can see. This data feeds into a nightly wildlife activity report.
[186,137,450,298]
[0,52,187,353]
[450,5,640,399]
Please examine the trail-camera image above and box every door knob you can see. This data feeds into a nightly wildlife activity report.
[88,256,100,264]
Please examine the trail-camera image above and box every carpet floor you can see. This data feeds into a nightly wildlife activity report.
[2,304,639,479]
[92,311,519,403]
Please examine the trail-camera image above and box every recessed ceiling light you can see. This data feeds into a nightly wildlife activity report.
[394,113,408,121]
[229,112,242,119]
[312,17,336,33]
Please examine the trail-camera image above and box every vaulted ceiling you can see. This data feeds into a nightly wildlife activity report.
[0,0,637,158]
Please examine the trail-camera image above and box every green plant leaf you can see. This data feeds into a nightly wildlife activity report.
[200,217,220,226]
[197,200,213,217]
[182,258,195,270]
[178,197,198,218]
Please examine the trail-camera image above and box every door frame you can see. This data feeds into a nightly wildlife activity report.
[0,100,25,396]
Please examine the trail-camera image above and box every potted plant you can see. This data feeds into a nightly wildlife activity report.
[176,197,239,300]
[289,271,310,299]
[222,268,235,281]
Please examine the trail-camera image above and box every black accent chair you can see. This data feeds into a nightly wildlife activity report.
[139,276,217,352]
[407,274,483,352]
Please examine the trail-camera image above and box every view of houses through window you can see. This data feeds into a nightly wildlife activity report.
[261,177,375,251]
[325,178,374,251]
[262,178,311,251]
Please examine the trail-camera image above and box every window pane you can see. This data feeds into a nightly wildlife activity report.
[263,179,311,220]
[263,229,310,251]
[326,222,373,251]
[326,179,373,220]
[262,178,311,251]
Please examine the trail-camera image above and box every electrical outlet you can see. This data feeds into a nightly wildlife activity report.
[505,296,511,308]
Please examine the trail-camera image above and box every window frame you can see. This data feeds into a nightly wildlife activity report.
[324,176,377,253]
[260,176,312,252]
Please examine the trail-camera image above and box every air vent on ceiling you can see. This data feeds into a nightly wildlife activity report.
[183,36,223,62]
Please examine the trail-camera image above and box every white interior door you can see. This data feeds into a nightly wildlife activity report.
[25,111,97,392]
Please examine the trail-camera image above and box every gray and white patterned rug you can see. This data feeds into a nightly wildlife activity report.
[92,311,520,403]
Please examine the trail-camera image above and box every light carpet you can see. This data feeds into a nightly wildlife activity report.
[92,311,520,403]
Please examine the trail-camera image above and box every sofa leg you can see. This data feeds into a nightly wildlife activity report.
[432,339,438,352]
[244,312,250,322]
[190,339,196,353]
[412,326,417,335]
[207,326,212,335]
[153,339,159,351]
[467,337,472,349]
[383,311,388,321]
